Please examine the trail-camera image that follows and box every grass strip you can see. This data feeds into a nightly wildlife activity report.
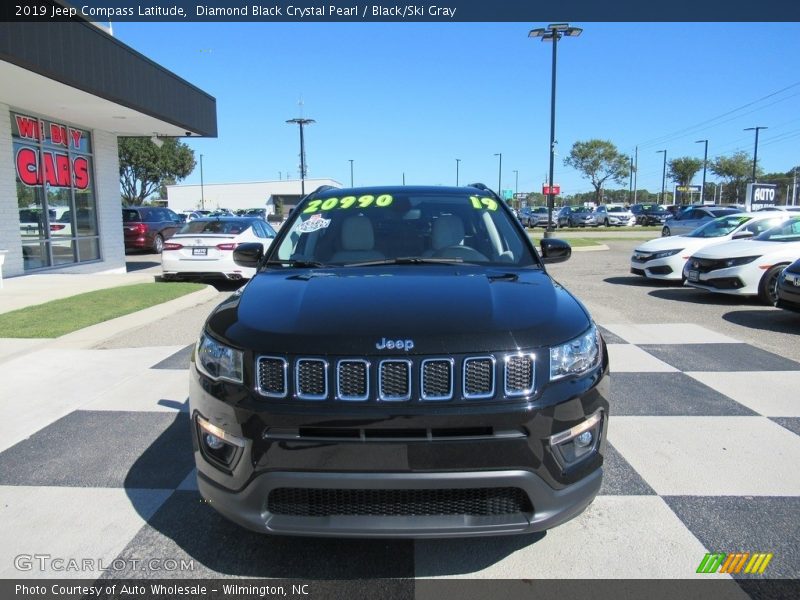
[0,282,206,338]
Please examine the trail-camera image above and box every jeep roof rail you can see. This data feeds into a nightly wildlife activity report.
[466,183,502,200]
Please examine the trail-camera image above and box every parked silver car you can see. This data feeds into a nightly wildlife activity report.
[662,206,740,236]
[594,204,633,226]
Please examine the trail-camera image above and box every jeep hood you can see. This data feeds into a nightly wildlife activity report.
[205,266,591,355]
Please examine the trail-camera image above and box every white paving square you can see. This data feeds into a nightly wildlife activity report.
[415,496,728,579]
[81,369,189,413]
[0,486,172,578]
[602,324,740,345]
[607,344,679,372]
[686,371,800,417]
[609,416,800,496]
[0,346,186,452]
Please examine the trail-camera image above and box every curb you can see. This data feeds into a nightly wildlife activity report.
[572,244,610,252]
[0,286,220,362]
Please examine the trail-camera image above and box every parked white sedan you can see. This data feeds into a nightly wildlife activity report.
[683,215,800,304]
[161,217,276,281]
[630,213,786,281]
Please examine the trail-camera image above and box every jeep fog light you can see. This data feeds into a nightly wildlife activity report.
[196,415,245,467]
[550,410,603,469]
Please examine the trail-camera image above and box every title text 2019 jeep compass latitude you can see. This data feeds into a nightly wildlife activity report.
[190,184,609,538]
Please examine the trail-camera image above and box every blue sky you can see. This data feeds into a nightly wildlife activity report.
[114,22,800,196]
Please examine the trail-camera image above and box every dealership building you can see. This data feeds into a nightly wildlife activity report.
[166,178,343,215]
[0,14,217,278]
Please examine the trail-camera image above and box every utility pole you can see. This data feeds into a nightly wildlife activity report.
[633,146,638,204]
[744,126,767,183]
[199,154,205,210]
[286,117,315,196]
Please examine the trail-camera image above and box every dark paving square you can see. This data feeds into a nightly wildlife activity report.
[599,442,655,495]
[638,343,800,372]
[151,345,194,370]
[0,411,193,489]
[770,417,800,438]
[106,490,415,579]
[664,496,800,579]
[611,372,756,416]
[598,326,627,345]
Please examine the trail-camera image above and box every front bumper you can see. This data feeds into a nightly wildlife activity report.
[683,263,760,296]
[776,274,800,312]
[197,466,602,538]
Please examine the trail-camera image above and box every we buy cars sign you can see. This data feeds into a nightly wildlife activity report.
[13,114,90,190]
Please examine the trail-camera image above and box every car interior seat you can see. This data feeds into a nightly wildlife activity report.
[330,215,385,263]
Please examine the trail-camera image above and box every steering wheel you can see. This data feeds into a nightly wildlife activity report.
[433,245,489,262]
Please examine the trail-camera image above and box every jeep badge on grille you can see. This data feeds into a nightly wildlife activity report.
[375,338,415,351]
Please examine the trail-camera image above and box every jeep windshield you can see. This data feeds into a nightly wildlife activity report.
[270,187,539,267]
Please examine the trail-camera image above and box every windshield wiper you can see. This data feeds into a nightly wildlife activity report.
[343,257,464,267]
[265,259,327,268]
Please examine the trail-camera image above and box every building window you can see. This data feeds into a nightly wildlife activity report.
[12,112,100,271]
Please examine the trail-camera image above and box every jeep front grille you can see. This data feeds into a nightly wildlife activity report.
[337,360,369,401]
[421,359,453,401]
[254,352,540,403]
[267,487,533,517]
[505,354,535,397]
[256,357,287,397]
[463,357,495,399]
[379,360,412,401]
[296,359,328,400]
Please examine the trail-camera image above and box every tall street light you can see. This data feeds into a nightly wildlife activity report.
[494,153,502,195]
[349,159,354,187]
[455,158,461,186]
[286,117,315,196]
[695,139,708,204]
[529,23,582,237]
[744,126,767,183]
[656,150,667,205]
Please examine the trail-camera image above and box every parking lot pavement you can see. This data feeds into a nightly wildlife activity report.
[0,321,797,581]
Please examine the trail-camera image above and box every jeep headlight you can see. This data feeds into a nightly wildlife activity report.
[550,324,601,381]
[196,333,243,384]
[652,248,682,259]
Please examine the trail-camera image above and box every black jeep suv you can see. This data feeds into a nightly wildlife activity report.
[190,184,609,538]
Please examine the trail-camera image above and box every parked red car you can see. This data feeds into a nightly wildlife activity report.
[122,207,182,253]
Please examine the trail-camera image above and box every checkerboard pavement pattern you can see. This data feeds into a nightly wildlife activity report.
[0,324,798,582]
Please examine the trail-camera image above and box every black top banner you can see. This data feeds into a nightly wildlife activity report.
[3,0,800,22]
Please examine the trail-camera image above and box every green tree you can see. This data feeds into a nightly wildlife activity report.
[668,157,703,205]
[564,140,630,203]
[709,151,756,203]
[119,137,195,206]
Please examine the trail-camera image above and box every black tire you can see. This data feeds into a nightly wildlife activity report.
[152,234,164,254]
[662,226,671,237]
[758,264,787,305]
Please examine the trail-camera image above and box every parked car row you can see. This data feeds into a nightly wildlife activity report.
[631,213,800,309]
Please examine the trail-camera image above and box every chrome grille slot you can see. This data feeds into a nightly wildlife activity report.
[295,358,328,400]
[463,356,495,399]
[379,359,411,401]
[256,356,287,398]
[337,359,369,401]
[505,354,535,397]
[421,358,453,401]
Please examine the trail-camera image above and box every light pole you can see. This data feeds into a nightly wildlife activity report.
[529,23,582,237]
[455,158,461,186]
[494,153,502,195]
[349,159,354,187]
[744,126,767,183]
[199,154,205,210]
[513,170,519,195]
[656,150,667,205]
[286,117,315,196]
[695,139,708,204]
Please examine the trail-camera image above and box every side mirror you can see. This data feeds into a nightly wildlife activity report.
[732,230,754,240]
[540,238,571,264]
[233,242,264,268]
